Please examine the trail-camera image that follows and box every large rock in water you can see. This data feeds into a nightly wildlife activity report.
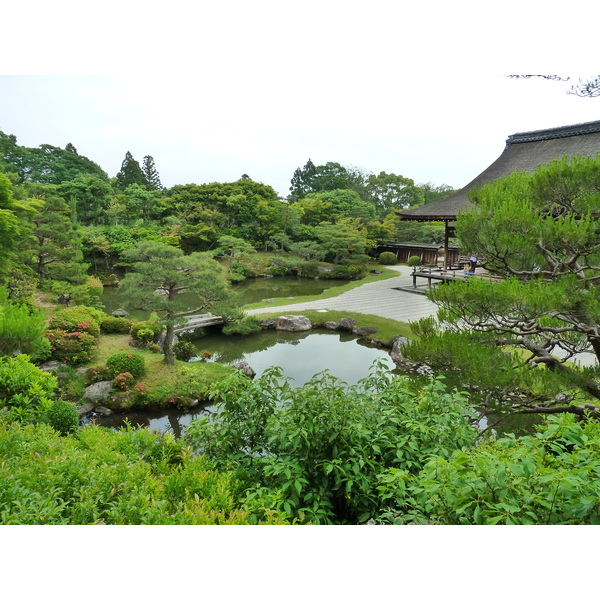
[276,315,312,332]
[390,335,412,363]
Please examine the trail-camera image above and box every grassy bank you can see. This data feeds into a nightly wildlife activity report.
[248,309,414,344]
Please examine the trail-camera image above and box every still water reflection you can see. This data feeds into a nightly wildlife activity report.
[92,331,399,435]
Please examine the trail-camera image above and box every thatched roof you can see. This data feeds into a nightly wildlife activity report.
[398,120,600,222]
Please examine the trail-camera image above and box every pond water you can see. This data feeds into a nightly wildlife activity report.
[100,275,349,319]
[91,330,400,435]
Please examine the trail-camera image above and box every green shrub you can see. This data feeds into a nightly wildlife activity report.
[222,317,262,336]
[332,260,368,279]
[0,286,51,362]
[0,355,58,423]
[45,400,79,435]
[147,343,162,354]
[100,316,133,334]
[136,328,155,344]
[0,419,285,524]
[378,251,397,265]
[130,313,163,341]
[106,353,146,379]
[173,340,198,362]
[407,255,421,267]
[45,329,98,365]
[186,365,477,524]
[47,305,102,340]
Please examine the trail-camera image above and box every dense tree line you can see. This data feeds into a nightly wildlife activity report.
[0,129,454,308]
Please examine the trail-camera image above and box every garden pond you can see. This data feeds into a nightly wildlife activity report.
[91,329,401,435]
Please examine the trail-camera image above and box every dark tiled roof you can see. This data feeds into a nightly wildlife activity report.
[398,120,600,222]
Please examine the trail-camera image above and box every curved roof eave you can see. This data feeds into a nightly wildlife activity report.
[397,120,600,222]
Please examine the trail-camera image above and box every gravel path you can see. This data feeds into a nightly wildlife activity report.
[245,265,438,324]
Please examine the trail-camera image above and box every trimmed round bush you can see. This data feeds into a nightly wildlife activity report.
[173,340,197,362]
[100,316,133,334]
[378,252,397,265]
[407,255,422,267]
[46,400,79,435]
[106,353,146,379]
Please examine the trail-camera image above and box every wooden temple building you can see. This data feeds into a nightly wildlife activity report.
[397,119,600,274]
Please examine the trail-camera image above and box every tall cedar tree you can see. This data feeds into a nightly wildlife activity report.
[142,155,162,190]
[115,151,147,191]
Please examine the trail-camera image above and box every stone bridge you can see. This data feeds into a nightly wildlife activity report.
[173,313,224,334]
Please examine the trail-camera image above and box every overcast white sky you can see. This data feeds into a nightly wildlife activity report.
[1,1,599,198]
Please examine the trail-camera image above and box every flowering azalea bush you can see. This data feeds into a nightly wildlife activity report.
[113,372,135,391]
[88,365,112,383]
[132,383,150,398]
[45,305,102,365]
[45,329,98,365]
[47,306,102,340]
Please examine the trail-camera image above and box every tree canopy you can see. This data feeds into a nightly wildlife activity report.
[404,155,600,421]
[119,241,232,364]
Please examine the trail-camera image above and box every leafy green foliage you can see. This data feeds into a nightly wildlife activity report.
[172,341,197,362]
[99,316,133,334]
[105,352,146,379]
[0,419,283,524]
[0,355,58,423]
[407,255,421,266]
[44,400,79,436]
[2,140,108,185]
[398,414,600,525]
[0,286,50,361]
[221,316,262,336]
[185,364,477,524]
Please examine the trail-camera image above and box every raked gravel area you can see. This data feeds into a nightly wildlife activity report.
[245,265,437,324]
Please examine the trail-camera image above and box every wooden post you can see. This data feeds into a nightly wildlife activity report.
[444,221,450,270]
